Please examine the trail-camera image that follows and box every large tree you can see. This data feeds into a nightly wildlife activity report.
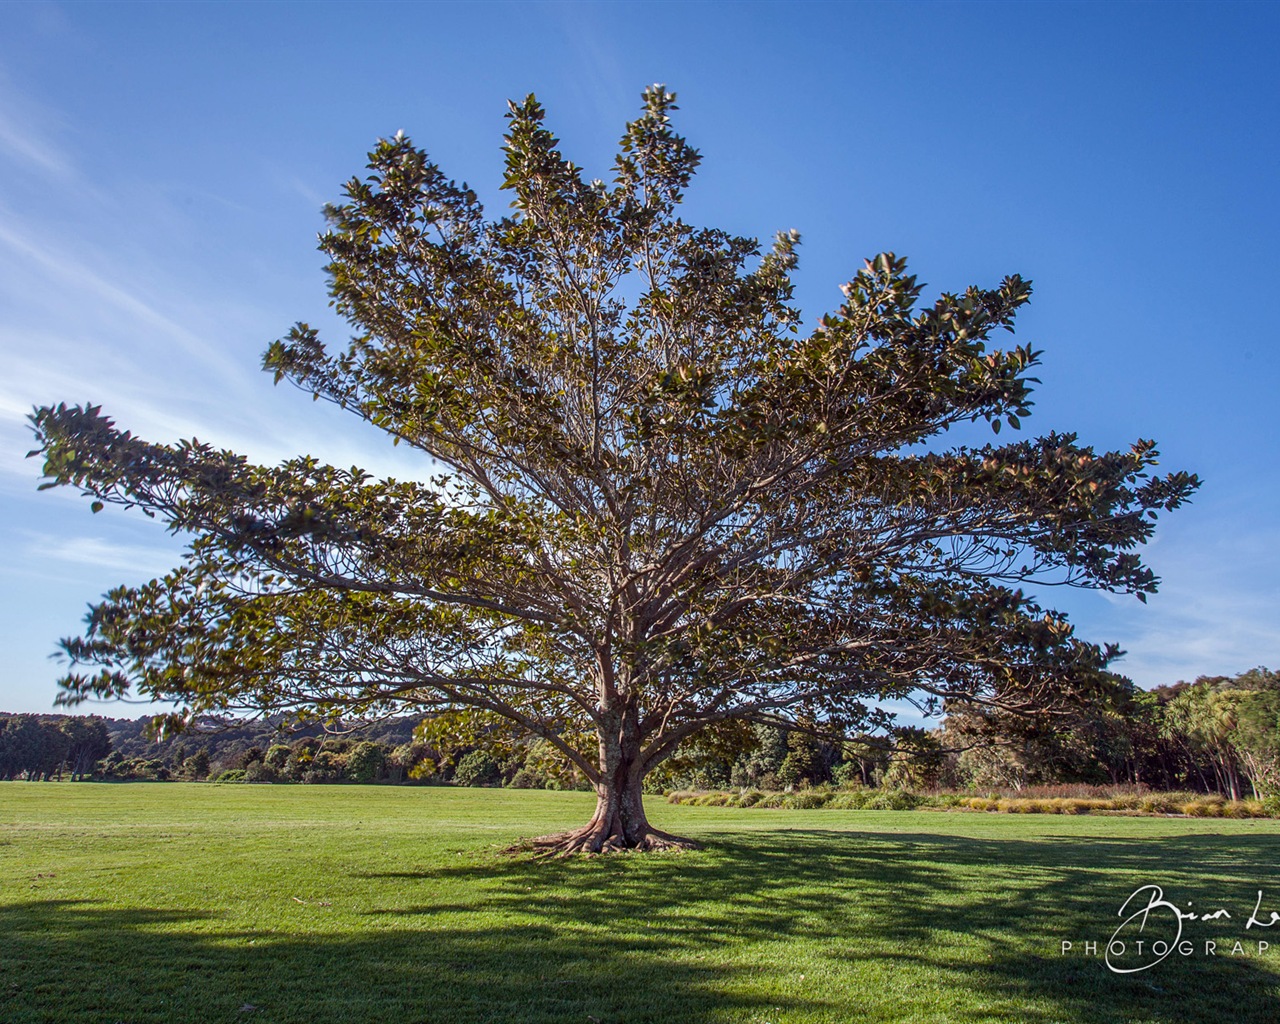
[31,87,1198,852]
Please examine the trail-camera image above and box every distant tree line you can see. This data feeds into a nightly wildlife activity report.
[102,713,420,763]
[651,667,1280,798]
[110,715,434,784]
[198,734,593,789]
[5,668,1277,796]
[934,667,1280,798]
[0,715,112,781]
[0,712,595,789]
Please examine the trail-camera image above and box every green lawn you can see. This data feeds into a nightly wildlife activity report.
[3,784,1279,1023]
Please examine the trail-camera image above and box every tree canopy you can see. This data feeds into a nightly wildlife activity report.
[30,86,1199,851]
[0,714,111,782]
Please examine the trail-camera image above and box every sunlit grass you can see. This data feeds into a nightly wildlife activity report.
[3,783,1279,1022]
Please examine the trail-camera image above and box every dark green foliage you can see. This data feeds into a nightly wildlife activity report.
[731,724,787,789]
[302,749,346,784]
[653,665,1280,801]
[880,727,950,790]
[507,767,543,789]
[98,713,420,765]
[237,747,266,769]
[0,714,110,781]
[776,729,823,789]
[56,717,112,779]
[1232,689,1280,794]
[34,713,424,783]
[453,750,501,787]
[941,667,1280,798]
[346,741,386,783]
[242,760,277,783]
[185,748,211,780]
[263,744,290,772]
[835,736,891,787]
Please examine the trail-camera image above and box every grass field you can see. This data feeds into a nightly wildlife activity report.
[3,784,1280,1023]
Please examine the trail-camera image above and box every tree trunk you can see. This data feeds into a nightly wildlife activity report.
[523,715,698,856]
[540,775,689,854]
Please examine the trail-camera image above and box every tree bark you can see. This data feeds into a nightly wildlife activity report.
[523,715,698,855]
[525,770,696,855]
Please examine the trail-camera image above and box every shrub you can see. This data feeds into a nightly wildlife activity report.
[407,757,438,782]
[863,790,918,811]
[776,730,823,789]
[508,768,543,789]
[346,741,386,783]
[236,747,266,770]
[960,797,998,811]
[787,790,832,809]
[1074,799,1110,814]
[454,751,501,787]
[831,762,862,788]
[183,749,211,781]
[263,744,291,771]
[242,761,277,783]
[302,750,346,783]
[213,769,246,783]
[665,787,1280,818]
[1140,794,1178,814]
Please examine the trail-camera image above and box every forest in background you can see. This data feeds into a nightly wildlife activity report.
[3,667,1278,799]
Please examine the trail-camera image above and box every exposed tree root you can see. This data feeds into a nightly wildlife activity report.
[512,822,700,857]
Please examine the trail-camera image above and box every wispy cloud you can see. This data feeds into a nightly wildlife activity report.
[1068,518,1280,687]
[0,218,248,383]
[0,77,72,178]
[549,1,633,133]
[286,175,328,210]
[23,532,183,578]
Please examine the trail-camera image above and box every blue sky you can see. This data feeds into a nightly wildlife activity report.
[1,1,1277,716]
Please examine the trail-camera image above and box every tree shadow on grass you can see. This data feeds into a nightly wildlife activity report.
[5,829,1280,1023]
[0,898,796,1024]
[362,827,1280,1023]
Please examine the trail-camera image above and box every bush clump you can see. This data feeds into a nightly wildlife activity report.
[667,786,1280,817]
[786,790,833,809]
[453,751,501,787]
[507,767,543,789]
